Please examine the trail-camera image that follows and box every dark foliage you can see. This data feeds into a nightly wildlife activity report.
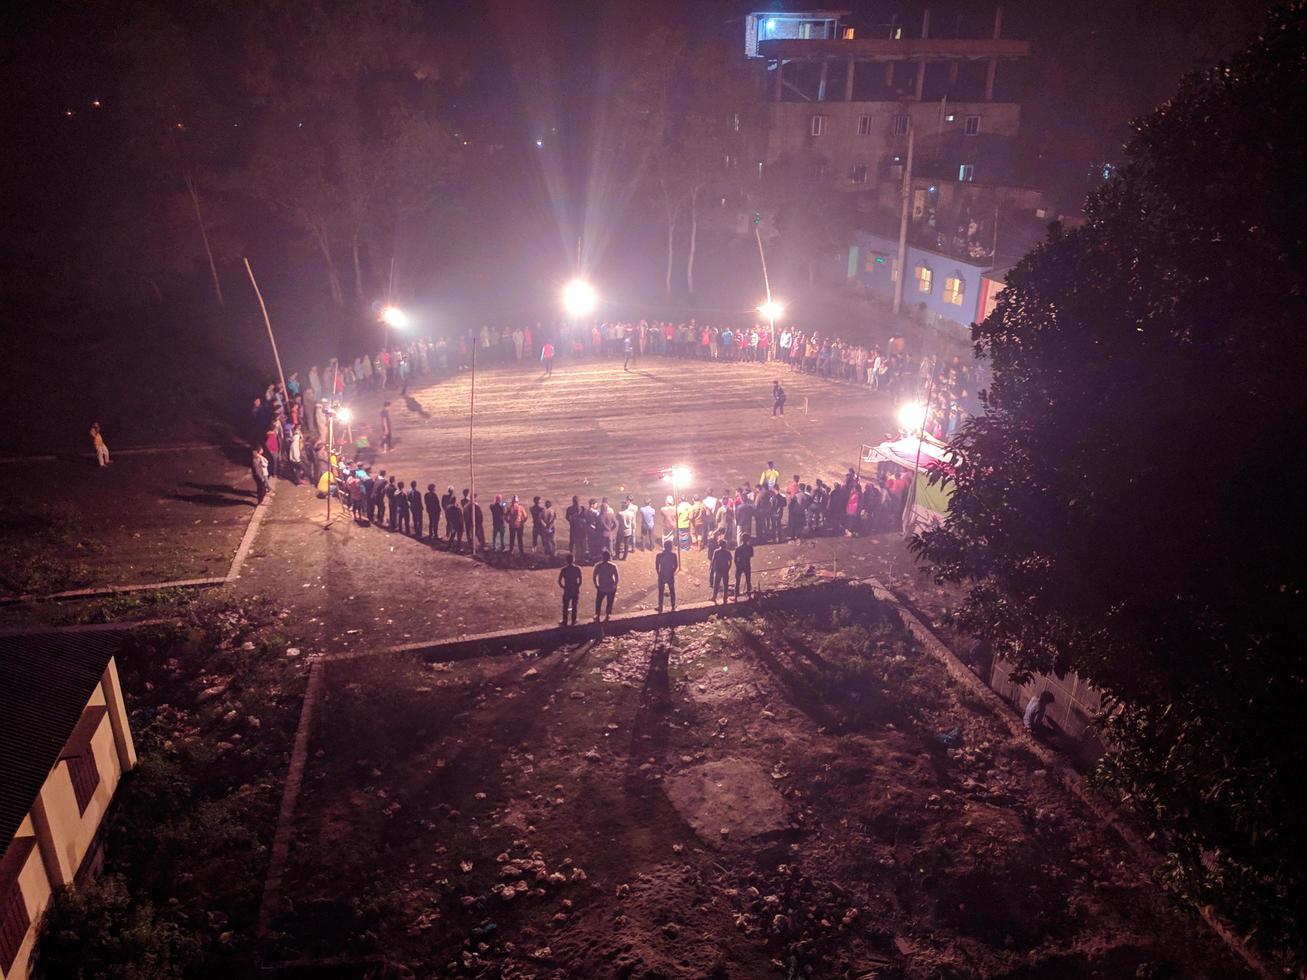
[913,4,1307,965]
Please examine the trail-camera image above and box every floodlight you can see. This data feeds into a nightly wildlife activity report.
[562,279,597,318]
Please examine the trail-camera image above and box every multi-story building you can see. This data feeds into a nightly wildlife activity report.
[746,8,1042,325]
[0,632,137,980]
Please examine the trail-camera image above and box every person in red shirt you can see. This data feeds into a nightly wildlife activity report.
[541,341,555,376]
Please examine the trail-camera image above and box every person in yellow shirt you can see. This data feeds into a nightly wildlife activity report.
[759,461,780,490]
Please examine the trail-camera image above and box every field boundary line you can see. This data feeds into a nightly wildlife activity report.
[256,658,324,938]
[863,576,1275,980]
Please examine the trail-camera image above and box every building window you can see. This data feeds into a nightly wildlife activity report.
[729,112,741,132]
[943,275,966,305]
[809,114,828,137]
[857,114,872,135]
[0,871,29,975]
[891,114,909,136]
[916,266,933,294]
[850,164,868,184]
[67,750,101,814]
[964,115,981,135]
[808,160,829,180]
[958,163,975,182]
[724,154,737,170]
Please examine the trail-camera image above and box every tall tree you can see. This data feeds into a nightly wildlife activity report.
[913,5,1307,962]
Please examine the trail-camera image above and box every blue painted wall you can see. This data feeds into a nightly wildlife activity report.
[846,233,991,328]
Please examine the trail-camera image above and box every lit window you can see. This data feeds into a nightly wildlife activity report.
[916,266,933,294]
[943,275,965,305]
[729,112,741,132]
[964,115,980,136]
[850,164,868,184]
[857,114,872,136]
[810,114,828,137]
[958,164,975,182]
[944,113,956,123]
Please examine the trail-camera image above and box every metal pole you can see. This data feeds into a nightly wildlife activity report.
[468,341,476,510]
[892,125,915,316]
[244,258,287,399]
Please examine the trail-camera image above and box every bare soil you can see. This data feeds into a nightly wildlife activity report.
[272,586,1249,979]
[0,446,255,597]
[234,357,935,654]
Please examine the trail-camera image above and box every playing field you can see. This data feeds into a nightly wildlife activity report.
[236,356,920,652]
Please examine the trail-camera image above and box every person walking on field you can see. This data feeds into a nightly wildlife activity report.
[623,331,635,372]
[655,542,679,613]
[592,549,619,622]
[558,553,582,626]
[380,401,393,453]
[541,341,555,377]
[772,380,787,416]
[90,422,111,467]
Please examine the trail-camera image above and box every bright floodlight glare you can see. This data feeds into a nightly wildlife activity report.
[562,279,597,318]
[670,465,692,486]
[380,305,409,329]
[897,401,929,432]
[757,300,785,321]
[335,407,353,424]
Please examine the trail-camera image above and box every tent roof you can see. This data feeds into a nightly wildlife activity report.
[865,436,952,472]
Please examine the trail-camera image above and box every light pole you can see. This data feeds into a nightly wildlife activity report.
[380,304,408,355]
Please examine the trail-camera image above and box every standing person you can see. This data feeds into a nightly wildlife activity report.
[655,542,679,613]
[395,478,412,534]
[264,426,280,481]
[618,498,636,560]
[425,483,441,542]
[380,401,393,453]
[251,447,270,505]
[659,496,678,547]
[90,422,111,467]
[288,426,304,485]
[759,461,780,490]
[385,476,400,530]
[638,499,656,551]
[490,494,508,552]
[622,330,635,372]
[592,550,619,622]
[408,481,424,538]
[772,380,787,416]
[566,495,587,562]
[541,340,555,376]
[558,553,582,626]
[599,500,619,556]
[507,495,528,555]
[529,495,545,551]
[465,493,486,552]
[541,499,557,558]
[734,533,755,601]
[710,536,732,603]
[446,491,465,551]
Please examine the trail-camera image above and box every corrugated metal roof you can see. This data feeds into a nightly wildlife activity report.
[0,632,121,860]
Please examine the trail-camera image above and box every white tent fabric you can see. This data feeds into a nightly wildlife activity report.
[862,435,951,472]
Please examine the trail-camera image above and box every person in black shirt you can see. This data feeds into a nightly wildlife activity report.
[424,483,441,541]
[385,476,400,530]
[395,478,411,534]
[408,481,423,538]
[734,533,755,601]
[565,495,587,562]
[654,542,679,613]
[710,536,732,603]
[558,553,582,625]
[530,496,545,551]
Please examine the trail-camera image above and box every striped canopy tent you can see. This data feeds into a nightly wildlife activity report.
[863,435,955,535]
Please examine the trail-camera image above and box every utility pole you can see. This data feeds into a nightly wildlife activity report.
[892,124,915,316]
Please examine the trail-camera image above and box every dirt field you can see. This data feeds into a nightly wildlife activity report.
[0,446,255,597]
[235,356,930,653]
[273,586,1249,978]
